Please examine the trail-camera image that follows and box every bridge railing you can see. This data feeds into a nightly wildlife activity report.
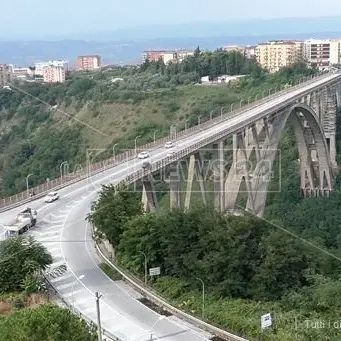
[0,71,336,212]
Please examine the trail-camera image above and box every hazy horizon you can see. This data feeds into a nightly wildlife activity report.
[1,0,341,40]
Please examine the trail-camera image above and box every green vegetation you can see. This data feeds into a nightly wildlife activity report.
[90,106,341,340]
[0,304,97,341]
[0,49,315,197]
[0,236,52,294]
[0,236,96,340]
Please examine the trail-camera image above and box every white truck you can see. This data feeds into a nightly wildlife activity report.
[4,207,37,238]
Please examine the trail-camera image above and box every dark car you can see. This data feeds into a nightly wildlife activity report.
[142,161,151,169]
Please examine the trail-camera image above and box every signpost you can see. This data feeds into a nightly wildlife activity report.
[261,313,273,330]
[149,267,161,276]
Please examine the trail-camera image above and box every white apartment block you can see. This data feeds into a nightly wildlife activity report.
[43,65,66,83]
[142,50,194,64]
[303,39,341,70]
[35,60,68,76]
[8,65,34,79]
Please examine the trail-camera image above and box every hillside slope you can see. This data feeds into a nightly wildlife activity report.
[0,54,314,197]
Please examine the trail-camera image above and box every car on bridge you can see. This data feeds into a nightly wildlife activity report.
[165,141,174,148]
[44,191,59,203]
[142,161,151,169]
[137,151,150,159]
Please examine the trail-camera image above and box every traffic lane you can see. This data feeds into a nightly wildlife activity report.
[62,197,210,341]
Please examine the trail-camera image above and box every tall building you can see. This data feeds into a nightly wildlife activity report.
[142,49,193,64]
[43,64,66,83]
[330,40,341,65]
[34,60,68,76]
[76,55,101,71]
[0,64,12,86]
[256,40,303,73]
[304,39,341,70]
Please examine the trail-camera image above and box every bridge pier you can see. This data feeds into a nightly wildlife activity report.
[141,174,158,212]
[212,141,225,212]
[184,152,207,211]
[169,162,181,210]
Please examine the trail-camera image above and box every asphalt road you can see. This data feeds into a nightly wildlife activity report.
[0,72,340,341]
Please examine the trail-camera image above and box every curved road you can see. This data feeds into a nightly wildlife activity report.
[0,72,340,341]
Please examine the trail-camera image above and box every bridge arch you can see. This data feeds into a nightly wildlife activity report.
[245,103,334,216]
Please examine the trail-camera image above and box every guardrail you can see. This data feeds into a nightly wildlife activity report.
[44,274,121,341]
[95,243,249,341]
[0,71,338,213]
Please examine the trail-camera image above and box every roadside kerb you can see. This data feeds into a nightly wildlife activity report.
[95,243,249,341]
[44,274,121,341]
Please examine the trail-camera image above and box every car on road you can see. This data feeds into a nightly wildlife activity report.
[137,151,150,159]
[142,161,151,169]
[165,141,174,148]
[44,191,59,203]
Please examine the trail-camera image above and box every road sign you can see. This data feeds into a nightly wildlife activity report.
[149,267,160,276]
[261,313,272,329]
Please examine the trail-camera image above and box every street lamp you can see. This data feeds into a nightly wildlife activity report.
[185,119,189,130]
[153,130,158,144]
[230,103,234,112]
[170,124,176,139]
[198,115,201,126]
[138,251,148,285]
[149,315,166,341]
[210,110,213,120]
[112,143,119,159]
[60,161,68,181]
[95,292,103,341]
[247,97,251,104]
[220,106,224,118]
[134,135,141,155]
[196,277,205,318]
[239,99,243,108]
[26,173,33,197]
[72,274,85,312]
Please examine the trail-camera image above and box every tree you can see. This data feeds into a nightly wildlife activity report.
[193,46,201,57]
[87,183,143,248]
[0,236,52,293]
[0,304,97,341]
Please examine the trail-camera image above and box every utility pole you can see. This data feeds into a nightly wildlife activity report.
[95,292,103,341]
[139,251,148,285]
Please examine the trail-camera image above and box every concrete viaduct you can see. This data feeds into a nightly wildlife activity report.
[132,72,341,217]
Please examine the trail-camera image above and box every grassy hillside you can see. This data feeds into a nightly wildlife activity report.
[0,56,315,197]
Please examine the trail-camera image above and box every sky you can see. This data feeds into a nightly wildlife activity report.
[2,0,341,39]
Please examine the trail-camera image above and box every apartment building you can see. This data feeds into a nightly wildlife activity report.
[142,49,193,64]
[34,60,68,76]
[0,64,12,86]
[256,40,303,73]
[304,39,341,70]
[9,65,34,79]
[76,55,101,71]
[43,64,66,83]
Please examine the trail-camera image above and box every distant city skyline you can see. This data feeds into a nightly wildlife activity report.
[1,0,341,40]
